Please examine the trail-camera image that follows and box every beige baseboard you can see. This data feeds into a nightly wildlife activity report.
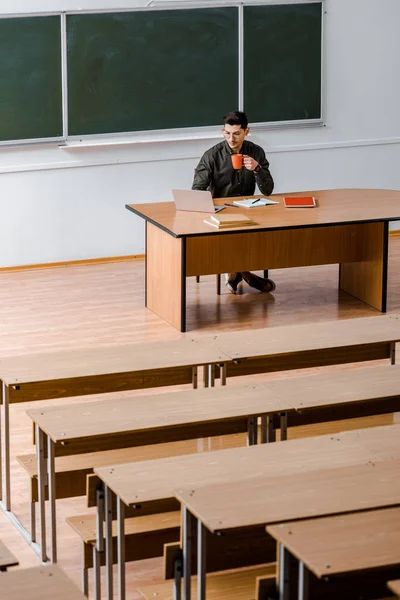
[0,254,145,274]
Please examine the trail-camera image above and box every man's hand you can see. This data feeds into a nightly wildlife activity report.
[243,155,259,171]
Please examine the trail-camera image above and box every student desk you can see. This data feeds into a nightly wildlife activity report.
[176,459,400,600]
[126,189,400,331]
[268,507,400,600]
[0,338,227,547]
[93,424,400,600]
[27,381,293,563]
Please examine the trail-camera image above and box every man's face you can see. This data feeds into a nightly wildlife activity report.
[222,123,249,152]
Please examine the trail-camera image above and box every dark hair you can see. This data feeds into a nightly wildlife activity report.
[223,111,248,130]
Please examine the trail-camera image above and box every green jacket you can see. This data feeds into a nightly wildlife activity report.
[192,140,274,199]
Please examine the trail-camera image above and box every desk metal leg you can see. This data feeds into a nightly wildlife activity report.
[220,363,227,386]
[247,417,258,446]
[279,544,290,600]
[36,425,47,563]
[174,555,183,600]
[30,502,37,543]
[197,520,206,600]
[182,506,192,600]
[48,437,57,563]
[3,383,11,510]
[208,365,215,387]
[117,497,125,600]
[390,342,396,365]
[261,415,276,443]
[93,544,101,600]
[105,485,114,600]
[298,561,310,600]
[192,367,198,389]
[280,413,288,441]
[0,382,2,503]
[94,487,104,600]
[82,567,89,597]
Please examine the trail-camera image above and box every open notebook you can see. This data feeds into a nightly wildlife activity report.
[233,198,279,208]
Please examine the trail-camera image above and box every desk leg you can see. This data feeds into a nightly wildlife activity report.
[174,555,183,600]
[339,221,388,312]
[197,520,206,600]
[220,363,227,386]
[48,437,57,563]
[36,425,47,563]
[117,497,126,600]
[93,545,101,600]
[2,383,11,511]
[0,382,2,503]
[279,544,290,600]
[261,415,276,443]
[94,487,105,600]
[298,561,310,600]
[280,413,288,441]
[105,485,114,600]
[182,506,192,600]
[146,222,187,332]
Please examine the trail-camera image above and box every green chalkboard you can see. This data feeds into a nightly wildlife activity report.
[244,3,322,123]
[0,16,62,142]
[67,8,238,135]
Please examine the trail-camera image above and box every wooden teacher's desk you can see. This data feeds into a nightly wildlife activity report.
[126,189,400,332]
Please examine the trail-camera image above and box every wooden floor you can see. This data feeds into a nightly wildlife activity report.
[1,236,400,598]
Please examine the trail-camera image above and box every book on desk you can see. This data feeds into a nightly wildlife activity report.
[232,198,279,208]
[283,196,316,208]
[204,213,255,229]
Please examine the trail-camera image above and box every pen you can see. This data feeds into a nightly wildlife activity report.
[251,199,261,205]
[224,203,239,208]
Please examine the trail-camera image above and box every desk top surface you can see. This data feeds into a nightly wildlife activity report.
[267,507,400,578]
[211,314,400,360]
[26,381,292,442]
[265,363,400,412]
[176,458,400,533]
[3,314,399,386]
[94,424,400,507]
[1,565,85,599]
[0,337,226,386]
[126,189,400,238]
[27,364,400,442]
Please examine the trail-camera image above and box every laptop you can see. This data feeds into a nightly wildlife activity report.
[172,189,225,213]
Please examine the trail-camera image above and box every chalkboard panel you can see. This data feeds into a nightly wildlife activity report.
[67,8,238,135]
[0,16,62,142]
[244,3,322,123]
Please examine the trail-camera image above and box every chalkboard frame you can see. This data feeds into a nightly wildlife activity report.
[0,1,324,146]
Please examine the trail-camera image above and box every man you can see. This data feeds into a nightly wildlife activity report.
[192,111,276,295]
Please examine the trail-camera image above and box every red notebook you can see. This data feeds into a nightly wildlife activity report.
[283,196,316,208]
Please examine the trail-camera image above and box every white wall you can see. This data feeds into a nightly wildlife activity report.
[1,0,400,267]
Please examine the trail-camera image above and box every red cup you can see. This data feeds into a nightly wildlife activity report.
[231,154,244,169]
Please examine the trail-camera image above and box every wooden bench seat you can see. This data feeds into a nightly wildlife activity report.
[17,433,247,503]
[137,563,277,600]
[67,510,180,569]
[1,565,85,599]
